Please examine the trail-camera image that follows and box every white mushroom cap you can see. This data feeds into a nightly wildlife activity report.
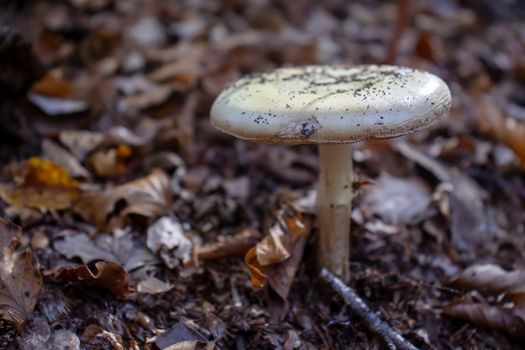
[210,65,451,144]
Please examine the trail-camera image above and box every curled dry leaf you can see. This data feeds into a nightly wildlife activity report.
[147,217,192,269]
[0,157,80,211]
[54,230,158,271]
[449,264,525,296]
[42,139,91,179]
[73,169,172,230]
[445,264,525,339]
[0,218,43,328]
[196,227,261,262]
[59,130,105,161]
[155,321,210,350]
[87,145,132,178]
[476,100,525,166]
[443,300,525,340]
[245,204,312,305]
[49,261,130,298]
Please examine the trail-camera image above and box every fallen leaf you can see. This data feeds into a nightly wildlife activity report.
[54,230,159,271]
[0,158,79,211]
[245,203,312,310]
[395,142,492,257]
[59,130,105,161]
[73,169,172,230]
[49,261,130,298]
[30,70,73,98]
[155,321,210,350]
[362,172,431,225]
[196,227,261,261]
[42,139,91,179]
[136,275,173,294]
[28,93,87,116]
[88,146,131,178]
[120,84,172,111]
[0,218,43,328]
[449,264,525,296]
[476,100,525,166]
[443,299,525,340]
[147,217,192,269]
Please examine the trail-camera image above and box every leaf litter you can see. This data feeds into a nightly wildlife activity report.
[0,0,525,349]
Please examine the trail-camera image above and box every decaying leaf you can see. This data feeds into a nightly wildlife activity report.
[0,158,80,211]
[0,218,43,328]
[136,275,173,294]
[31,69,73,98]
[73,169,172,230]
[196,227,261,262]
[48,260,130,298]
[53,230,159,271]
[155,321,213,350]
[449,264,525,296]
[443,300,525,340]
[394,142,492,256]
[87,145,132,178]
[59,130,105,161]
[476,100,525,166]
[147,217,192,269]
[362,172,431,225]
[245,203,312,307]
[42,139,91,179]
[444,264,525,339]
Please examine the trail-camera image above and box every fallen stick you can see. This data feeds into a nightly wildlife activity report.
[320,268,420,350]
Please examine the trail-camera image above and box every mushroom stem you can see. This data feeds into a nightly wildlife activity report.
[316,144,352,282]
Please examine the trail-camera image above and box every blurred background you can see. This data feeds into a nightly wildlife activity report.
[1,1,525,349]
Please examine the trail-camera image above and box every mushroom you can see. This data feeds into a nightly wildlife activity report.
[210,65,451,281]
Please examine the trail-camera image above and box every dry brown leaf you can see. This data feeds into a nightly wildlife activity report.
[59,130,105,161]
[245,204,311,304]
[49,260,130,298]
[30,70,73,98]
[73,169,172,230]
[196,227,261,262]
[54,231,158,271]
[443,300,525,340]
[476,100,525,166]
[449,264,525,296]
[120,84,172,111]
[42,139,91,179]
[0,218,43,328]
[87,145,132,178]
[0,158,80,211]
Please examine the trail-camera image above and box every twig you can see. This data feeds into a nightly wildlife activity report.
[320,269,420,350]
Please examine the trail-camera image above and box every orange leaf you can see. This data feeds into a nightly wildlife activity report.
[0,158,79,210]
[244,248,268,291]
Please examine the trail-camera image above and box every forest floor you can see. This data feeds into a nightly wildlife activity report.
[1,0,525,349]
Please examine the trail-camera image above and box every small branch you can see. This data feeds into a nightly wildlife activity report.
[320,269,420,350]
